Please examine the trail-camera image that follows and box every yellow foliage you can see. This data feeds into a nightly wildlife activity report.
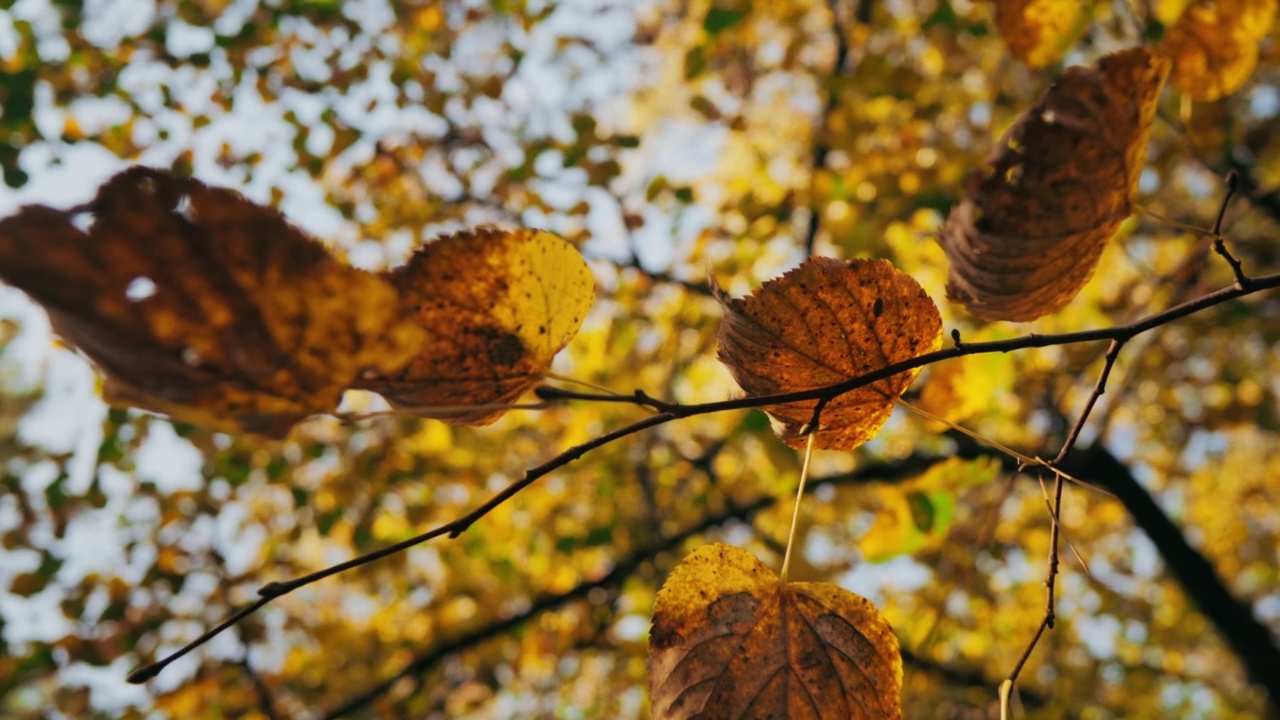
[993,0,1090,68]
[917,348,1014,429]
[1161,0,1278,100]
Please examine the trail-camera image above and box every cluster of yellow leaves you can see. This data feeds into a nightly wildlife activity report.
[993,0,1089,68]
[0,167,594,438]
[1161,0,1278,101]
[939,48,1170,321]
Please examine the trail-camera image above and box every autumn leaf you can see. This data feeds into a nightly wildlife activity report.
[357,227,595,424]
[1160,0,1277,101]
[859,457,1001,562]
[938,47,1171,321]
[648,543,902,720]
[715,257,942,450]
[993,0,1089,68]
[0,167,425,439]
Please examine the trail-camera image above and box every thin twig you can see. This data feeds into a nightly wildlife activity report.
[535,384,663,411]
[1005,335,1125,697]
[129,412,675,683]
[1209,171,1252,288]
[1054,338,1124,465]
[1005,470,1065,691]
[128,271,1280,683]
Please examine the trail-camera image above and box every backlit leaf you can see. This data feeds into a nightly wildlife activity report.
[1160,0,1278,101]
[938,47,1170,321]
[0,167,425,439]
[715,257,942,450]
[357,227,595,425]
[994,0,1089,68]
[648,543,902,720]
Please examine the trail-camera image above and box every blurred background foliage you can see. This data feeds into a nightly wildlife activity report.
[0,0,1279,717]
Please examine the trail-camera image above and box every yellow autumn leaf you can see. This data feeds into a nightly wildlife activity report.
[1160,0,1278,101]
[358,227,595,425]
[938,47,1171,321]
[993,0,1090,68]
[648,543,902,719]
[715,257,942,450]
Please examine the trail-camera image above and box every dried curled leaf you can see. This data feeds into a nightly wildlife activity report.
[357,227,595,424]
[938,47,1170,321]
[1160,0,1277,101]
[648,543,902,720]
[0,167,424,438]
[715,257,942,450]
[994,0,1089,68]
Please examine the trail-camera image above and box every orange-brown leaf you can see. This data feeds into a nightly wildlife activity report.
[357,227,595,425]
[0,167,424,438]
[1160,0,1277,101]
[994,0,1089,69]
[715,257,941,450]
[648,543,902,720]
[938,47,1170,321]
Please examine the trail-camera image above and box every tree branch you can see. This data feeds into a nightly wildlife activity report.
[1061,444,1280,704]
[128,270,1280,684]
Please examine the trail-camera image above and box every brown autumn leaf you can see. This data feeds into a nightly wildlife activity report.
[0,167,425,439]
[648,543,902,720]
[715,257,942,450]
[356,227,595,424]
[993,0,1089,69]
[1161,0,1277,101]
[938,47,1171,321]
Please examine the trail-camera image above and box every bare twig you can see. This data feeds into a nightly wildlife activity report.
[1005,335,1123,692]
[1209,171,1252,288]
[1006,470,1065,690]
[128,270,1280,683]
[1054,338,1125,465]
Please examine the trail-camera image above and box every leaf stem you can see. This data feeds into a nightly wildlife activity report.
[779,433,815,583]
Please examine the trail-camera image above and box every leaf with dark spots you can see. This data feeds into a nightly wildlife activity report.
[714,257,942,450]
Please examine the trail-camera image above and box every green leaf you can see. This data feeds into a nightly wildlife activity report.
[703,6,750,35]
